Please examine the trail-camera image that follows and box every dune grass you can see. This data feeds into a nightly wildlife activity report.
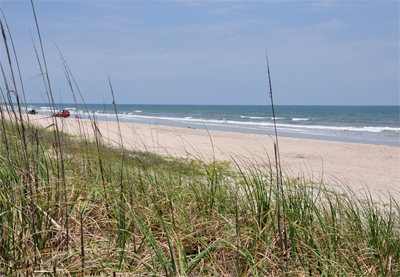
[0,116,399,276]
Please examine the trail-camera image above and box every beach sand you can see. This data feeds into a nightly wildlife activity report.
[27,114,400,202]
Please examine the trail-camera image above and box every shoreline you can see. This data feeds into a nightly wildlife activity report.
[25,114,400,202]
[24,104,400,147]
[129,119,400,147]
[109,117,400,147]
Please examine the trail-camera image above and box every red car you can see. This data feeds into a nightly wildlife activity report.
[53,110,70,118]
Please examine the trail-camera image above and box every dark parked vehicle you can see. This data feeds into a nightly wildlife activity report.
[53,110,70,117]
[28,109,37,115]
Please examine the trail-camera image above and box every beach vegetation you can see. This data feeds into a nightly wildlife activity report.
[0,113,399,276]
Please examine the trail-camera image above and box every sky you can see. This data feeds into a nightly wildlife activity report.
[0,0,399,105]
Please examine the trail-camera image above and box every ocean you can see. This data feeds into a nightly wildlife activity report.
[25,104,400,146]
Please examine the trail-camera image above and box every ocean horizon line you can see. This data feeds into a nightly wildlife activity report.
[25,103,400,107]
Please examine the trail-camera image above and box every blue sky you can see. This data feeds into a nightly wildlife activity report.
[1,0,398,105]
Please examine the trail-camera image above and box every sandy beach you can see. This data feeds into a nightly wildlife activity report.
[27,114,400,202]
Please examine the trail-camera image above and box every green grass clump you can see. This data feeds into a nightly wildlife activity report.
[0,118,398,276]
